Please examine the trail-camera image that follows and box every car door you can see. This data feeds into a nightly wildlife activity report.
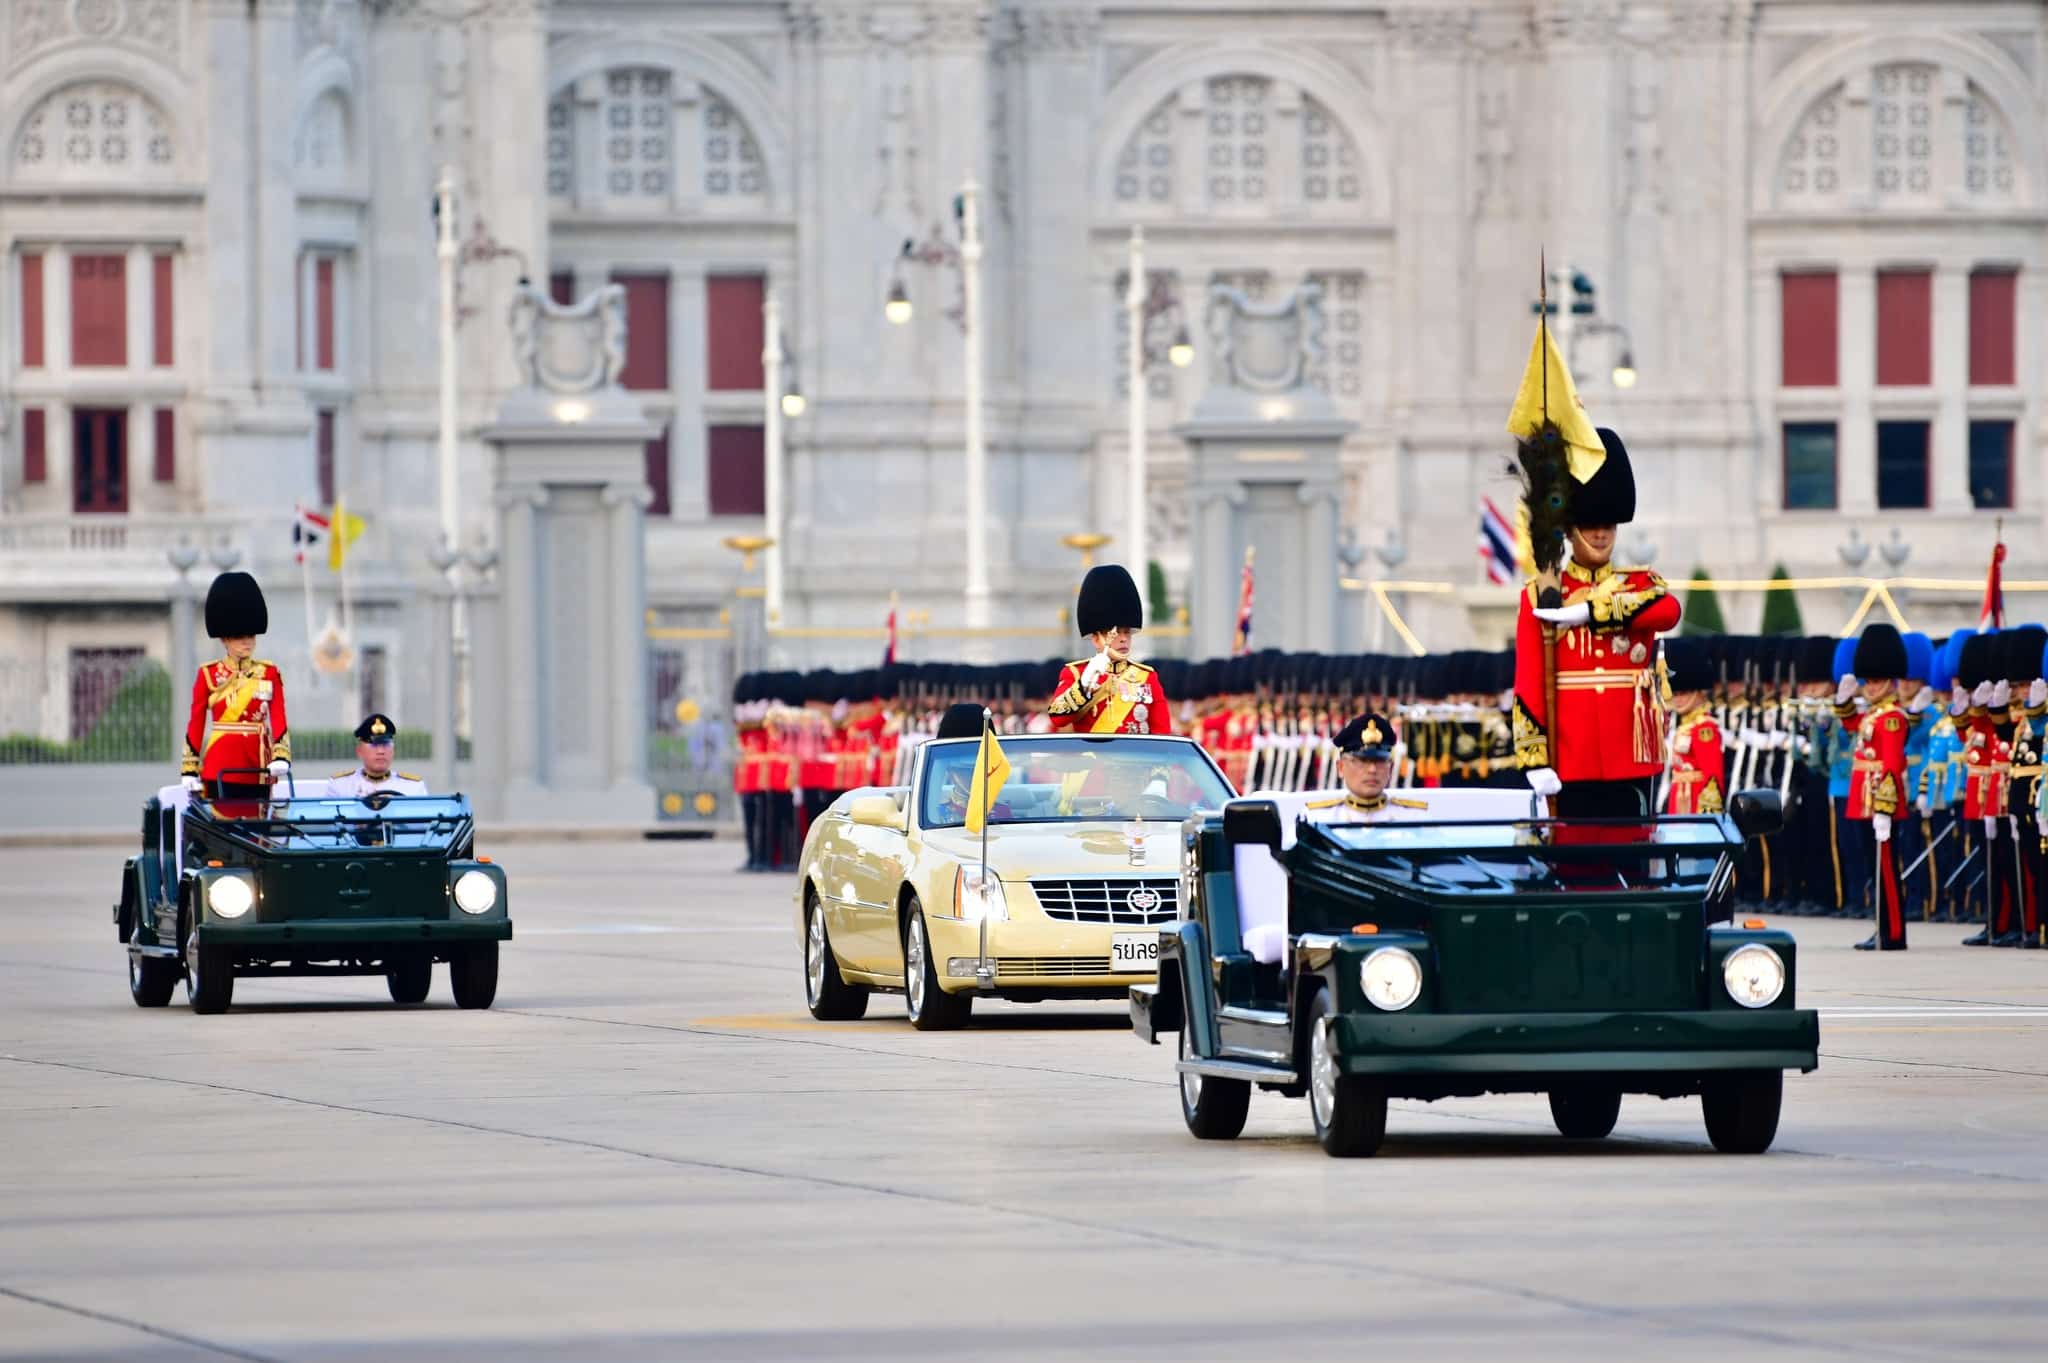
[835,798,915,976]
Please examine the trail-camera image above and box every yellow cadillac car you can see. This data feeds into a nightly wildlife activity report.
[794,733,1236,1029]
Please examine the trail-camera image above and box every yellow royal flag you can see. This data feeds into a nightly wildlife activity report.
[1504,319,1606,483]
[327,501,366,573]
[964,720,1011,835]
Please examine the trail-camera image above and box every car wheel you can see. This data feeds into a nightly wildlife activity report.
[450,942,499,1010]
[903,904,971,1031]
[387,956,432,1005]
[183,919,234,1015]
[804,893,869,1021]
[1549,1084,1623,1139]
[1178,1019,1249,1140]
[1305,989,1385,1158]
[128,951,178,1008]
[1702,1070,1783,1154]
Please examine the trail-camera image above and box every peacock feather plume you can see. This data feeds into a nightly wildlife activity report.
[1515,420,1571,578]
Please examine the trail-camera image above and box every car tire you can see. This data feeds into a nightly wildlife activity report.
[1178,1019,1250,1140]
[450,942,499,1010]
[903,904,971,1032]
[804,893,869,1021]
[128,951,178,1008]
[1701,1070,1783,1154]
[387,956,432,1005]
[183,918,234,1015]
[1549,1084,1623,1139]
[1305,989,1386,1158]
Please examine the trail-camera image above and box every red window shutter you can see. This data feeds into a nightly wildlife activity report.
[295,253,304,370]
[1970,268,2017,386]
[1780,272,1837,387]
[549,271,575,306]
[1876,269,1932,386]
[70,254,127,367]
[152,255,174,366]
[611,273,670,391]
[153,407,175,482]
[316,257,335,371]
[20,254,44,368]
[316,408,336,506]
[706,423,766,515]
[644,428,672,517]
[23,408,46,483]
[706,275,766,391]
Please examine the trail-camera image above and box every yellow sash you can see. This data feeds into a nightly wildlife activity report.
[1090,664,1149,733]
[202,663,263,755]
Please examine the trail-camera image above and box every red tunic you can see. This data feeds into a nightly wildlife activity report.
[734,725,766,795]
[181,657,290,783]
[1512,563,1681,783]
[1840,698,1908,820]
[1665,711,1725,815]
[1960,714,2010,819]
[1047,658,1172,735]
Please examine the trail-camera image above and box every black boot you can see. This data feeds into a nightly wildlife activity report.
[1854,935,1877,950]
[1961,929,1991,946]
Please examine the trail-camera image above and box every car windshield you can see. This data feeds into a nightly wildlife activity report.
[1308,817,1735,894]
[920,737,1233,829]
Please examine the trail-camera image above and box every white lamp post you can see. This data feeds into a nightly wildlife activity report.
[762,291,786,627]
[1126,226,1147,596]
[961,177,990,631]
[434,166,460,577]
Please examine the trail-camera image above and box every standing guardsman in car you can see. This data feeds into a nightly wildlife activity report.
[1304,713,1430,824]
[180,571,291,803]
[329,714,429,798]
[1048,564,1172,735]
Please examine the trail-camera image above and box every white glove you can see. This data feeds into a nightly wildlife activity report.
[1872,812,1892,842]
[1908,685,1934,714]
[1526,767,1562,797]
[267,759,290,782]
[181,774,204,795]
[2030,679,2047,708]
[1673,732,1692,755]
[1992,679,2012,708]
[1533,602,1592,627]
[2038,812,2048,839]
[1950,689,1971,718]
[1835,675,1859,705]
[1080,651,1111,692]
[1917,794,1931,818]
[1972,681,1995,708]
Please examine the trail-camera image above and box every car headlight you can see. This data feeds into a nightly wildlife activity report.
[953,866,1006,922]
[1359,946,1422,1011]
[453,869,498,915]
[1723,943,1785,1008]
[206,874,254,920]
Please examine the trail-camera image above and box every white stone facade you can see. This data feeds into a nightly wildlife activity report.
[4,0,2048,740]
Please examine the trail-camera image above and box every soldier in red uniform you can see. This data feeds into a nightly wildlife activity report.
[1048,564,1172,736]
[1837,624,1912,951]
[1955,634,2017,945]
[1662,638,1724,816]
[1513,429,1682,817]
[180,572,291,806]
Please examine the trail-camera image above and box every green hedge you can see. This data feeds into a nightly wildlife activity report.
[1682,567,1728,637]
[1760,563,1804,635]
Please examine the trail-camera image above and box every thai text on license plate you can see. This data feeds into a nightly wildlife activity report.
[1112,932,1159,973]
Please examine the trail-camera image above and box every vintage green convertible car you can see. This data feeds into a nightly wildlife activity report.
[115,777,510,1014]
[1132,789,1819,1157]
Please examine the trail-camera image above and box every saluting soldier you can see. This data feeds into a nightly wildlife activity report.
[1995,627,2047,947]
[1837,624,1912,951]
[1662,638,1725,816]
[1957,634,2017,946]
[328,714,429,798]
[1515,429,1682,817]
[1303,714,1431,824]
[181,572,292,804]
[1048,564,1172,735]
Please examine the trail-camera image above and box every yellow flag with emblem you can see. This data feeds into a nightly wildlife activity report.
[1504,318,1605,483]
[327,501,367,573]
[964,718,1011,835]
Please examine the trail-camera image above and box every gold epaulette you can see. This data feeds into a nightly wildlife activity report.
[332,768,354,778]
[1305,796,1344,810]
[398,772,421,782]
[1389,796,1428,809]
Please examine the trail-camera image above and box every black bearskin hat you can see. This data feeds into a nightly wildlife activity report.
[1852,623,1909,682]
[934,703,987,741]
[1662,636,1713,695]
[1076,563,1144,636]
[204,571,268,639]
[1957,633,1999,690]
[1568,427,1637,527]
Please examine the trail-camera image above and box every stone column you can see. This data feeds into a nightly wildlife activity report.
[1931,264,1972,512]
[1838,266,1877,514]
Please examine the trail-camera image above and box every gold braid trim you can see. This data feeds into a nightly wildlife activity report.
[1512,695,1549,768]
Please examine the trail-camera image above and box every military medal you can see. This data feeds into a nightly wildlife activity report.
[1628,642,1647,665]
[1133,704,1149,733]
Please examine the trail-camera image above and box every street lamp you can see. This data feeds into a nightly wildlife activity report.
[1126,227,1148,592]
[762,293,790,625]
[1168,327,1195,369]
[884,278,913,326]
[1061,531,1111,573]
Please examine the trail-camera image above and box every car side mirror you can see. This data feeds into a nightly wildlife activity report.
[848,794,905,831]
[1222,800,1283,855]
[1728,789,1784,841]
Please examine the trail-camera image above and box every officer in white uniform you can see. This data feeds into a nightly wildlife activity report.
[328,713,430,798]
[1303,713,1432,825]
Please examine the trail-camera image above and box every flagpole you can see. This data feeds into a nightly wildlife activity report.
[976,707,994,990]
[297,505,317,654]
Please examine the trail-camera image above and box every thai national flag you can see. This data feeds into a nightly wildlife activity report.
[293,504,330,565]
[1478,497,1517,585]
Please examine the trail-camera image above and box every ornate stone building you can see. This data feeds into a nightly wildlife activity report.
[3,0,2046,740]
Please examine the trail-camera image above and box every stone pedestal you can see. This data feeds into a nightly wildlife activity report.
[1178,282,1356,658]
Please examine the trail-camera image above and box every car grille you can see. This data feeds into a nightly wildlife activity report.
[1031,876,1179,925]
[995,956,1114,976]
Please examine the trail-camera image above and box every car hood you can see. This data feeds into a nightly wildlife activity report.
[919,822,1180,877]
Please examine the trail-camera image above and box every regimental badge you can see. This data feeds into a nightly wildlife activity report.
[1628,643,1647,665]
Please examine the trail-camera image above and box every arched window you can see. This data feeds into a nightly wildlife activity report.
[1779,87,1842,199]
[1870,63,1937,200]
[547,67,768,213]
[13,80,175,183]
[1300,96,1362,205]
[1112,74,1365,216]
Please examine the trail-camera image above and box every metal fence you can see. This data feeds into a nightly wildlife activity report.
[648,635,736,824]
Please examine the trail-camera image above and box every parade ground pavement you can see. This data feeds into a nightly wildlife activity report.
[4,838,2047,1363]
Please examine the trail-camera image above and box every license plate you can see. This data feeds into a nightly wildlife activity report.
[1111,931,1159,973]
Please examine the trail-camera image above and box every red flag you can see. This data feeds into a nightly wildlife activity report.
[1979,538,2006,631]
[1232,548,1255,657]
[883,595,898,666]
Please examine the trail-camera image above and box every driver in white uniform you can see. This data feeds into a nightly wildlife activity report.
[328,713,429,799]
[1304,713,1430,825]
